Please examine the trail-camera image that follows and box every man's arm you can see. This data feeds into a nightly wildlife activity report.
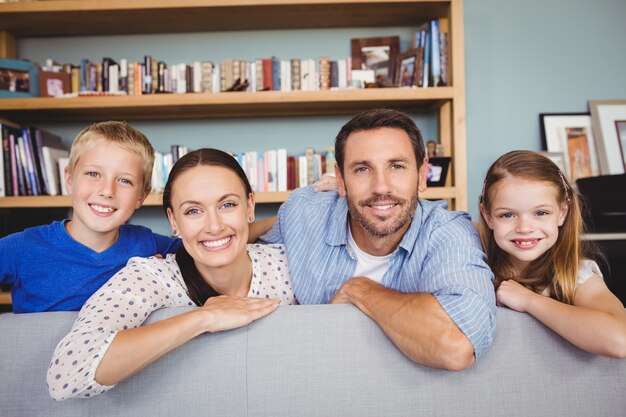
[330,278,475,371]
[248,216,277,243]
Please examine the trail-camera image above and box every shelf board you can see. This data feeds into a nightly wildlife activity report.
[0,0,450,37]
[0,191,292,208]
[0,187,454,208]
[0,291,10,305]
[0,88,453,122]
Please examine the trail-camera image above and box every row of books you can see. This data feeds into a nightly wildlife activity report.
[42,55,357,95]
[411,18,450,88]
[0,120,68,197]
[151,145,336,194]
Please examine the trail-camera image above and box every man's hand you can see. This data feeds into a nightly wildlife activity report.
[329,277,378,304]
[329,277,475,371]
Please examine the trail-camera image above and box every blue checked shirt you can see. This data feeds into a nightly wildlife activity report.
[261,186,496,358]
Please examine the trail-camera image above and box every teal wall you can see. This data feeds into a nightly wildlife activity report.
[465,0,626,218]
[15,0,626,233]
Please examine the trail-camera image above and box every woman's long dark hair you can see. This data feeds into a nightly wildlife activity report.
[163,148,253,306]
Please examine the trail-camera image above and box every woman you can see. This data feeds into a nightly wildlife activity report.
[47,148,297,400]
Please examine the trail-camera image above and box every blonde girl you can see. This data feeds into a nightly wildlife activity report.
[479,150,626,358]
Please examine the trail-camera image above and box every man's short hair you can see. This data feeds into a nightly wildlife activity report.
[67,121,155,191]
[334,108,426,173]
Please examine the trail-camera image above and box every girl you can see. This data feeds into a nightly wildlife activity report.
[48,148,297,400]
[479,150,626,358]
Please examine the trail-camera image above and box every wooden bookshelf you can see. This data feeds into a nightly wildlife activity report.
[0,0,467,208]
[0,191,293,208]
[0,0,450,36]
[0,88,454,122]
[0,291,10,306]
[0,0,468,307]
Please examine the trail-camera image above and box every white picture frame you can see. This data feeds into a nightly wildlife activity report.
[589,100,626,175]
[539,113,600,182]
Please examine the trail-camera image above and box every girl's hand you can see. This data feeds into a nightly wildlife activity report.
[313,174,338,192]
[200,295,279,333]
[496,279,539,313]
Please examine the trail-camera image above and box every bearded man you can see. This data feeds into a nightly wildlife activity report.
[261,108,495,370]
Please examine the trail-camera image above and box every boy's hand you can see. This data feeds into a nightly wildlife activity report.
[313,174,338,192]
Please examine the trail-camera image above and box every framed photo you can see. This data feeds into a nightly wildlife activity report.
[539,113,600,182]
[396,49,420,87]
[426,157,451,187]
[0,58,39,98]
[351,36,400,87]
[370,60,394,88]
[39,71,70,97]
[589,100,626,175]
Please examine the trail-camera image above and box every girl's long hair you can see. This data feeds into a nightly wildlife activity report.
[478,150,592,304]
[162,148,253,306]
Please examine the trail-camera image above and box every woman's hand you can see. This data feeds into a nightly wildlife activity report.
[201,295,279,333]
[496,279,539,313]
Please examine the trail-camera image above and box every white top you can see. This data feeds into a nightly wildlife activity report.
[541,259,603,296]
[346,224,393,283]
[47,244,295,400]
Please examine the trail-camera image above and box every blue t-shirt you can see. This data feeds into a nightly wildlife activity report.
[0,220,180,313]
[261,186,496,358]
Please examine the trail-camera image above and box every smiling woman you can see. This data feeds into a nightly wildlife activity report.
[47,148,297,401]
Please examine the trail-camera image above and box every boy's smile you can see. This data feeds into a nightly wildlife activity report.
[65,139,147,252]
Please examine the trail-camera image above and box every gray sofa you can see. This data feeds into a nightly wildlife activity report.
[1,305,625,417]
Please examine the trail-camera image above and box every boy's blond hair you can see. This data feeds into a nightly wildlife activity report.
[67,121,154,191]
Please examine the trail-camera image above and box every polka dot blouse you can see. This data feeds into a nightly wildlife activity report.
[47,243,296,400]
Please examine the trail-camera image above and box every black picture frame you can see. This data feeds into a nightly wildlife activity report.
[426,157,451,187]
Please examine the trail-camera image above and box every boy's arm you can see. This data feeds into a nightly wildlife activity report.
[153,232,182,255]
[0,232,22,285]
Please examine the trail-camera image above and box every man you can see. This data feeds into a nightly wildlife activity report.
[261,109,495,370]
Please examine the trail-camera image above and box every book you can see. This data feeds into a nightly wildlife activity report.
[58,157,70,196]
[0,119,20,197]
[20,129,40,195]
[33,128,64,195]
[42,146,70,196]
[429,20,441,87]
[262,58,273,91]
[438,18,449,86]
[15,136,29,195]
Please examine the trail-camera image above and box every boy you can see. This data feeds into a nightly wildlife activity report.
[0,121,180,313]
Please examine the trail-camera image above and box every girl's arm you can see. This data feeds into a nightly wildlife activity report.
[497,278,626,358]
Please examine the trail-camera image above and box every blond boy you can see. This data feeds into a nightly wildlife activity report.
[0,121,179,313]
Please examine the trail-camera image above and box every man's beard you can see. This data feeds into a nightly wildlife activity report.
[346,190,418,238]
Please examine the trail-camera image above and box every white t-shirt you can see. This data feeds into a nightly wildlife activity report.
[347,224,393,283]
[541,259,603,296]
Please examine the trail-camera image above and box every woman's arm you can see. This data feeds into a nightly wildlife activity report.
[496,277,626,358]
[48,256,277,400]
[95,295,278,386]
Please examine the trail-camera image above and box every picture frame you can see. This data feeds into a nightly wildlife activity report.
[426,157,451,187]
[539,113,600,182]
[370,60,394,88]
[395,49,421,87]
[351,36,400,87]
[589,100,626,175]
[39,70,70,97]
[0,58,39,98]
